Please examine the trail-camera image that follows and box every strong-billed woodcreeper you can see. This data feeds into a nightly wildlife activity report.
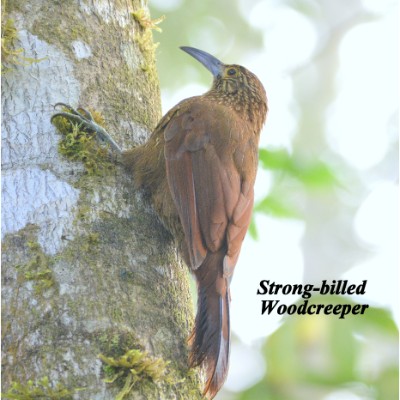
[52,47,268,399]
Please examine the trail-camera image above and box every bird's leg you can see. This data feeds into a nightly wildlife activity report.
[51,103,122,154]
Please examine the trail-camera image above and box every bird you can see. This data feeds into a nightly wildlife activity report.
[52,46,268,399]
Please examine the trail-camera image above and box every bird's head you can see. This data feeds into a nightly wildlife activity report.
[180,46,267,126]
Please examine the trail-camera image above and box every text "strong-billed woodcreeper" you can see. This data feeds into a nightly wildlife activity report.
[52,46,268,399]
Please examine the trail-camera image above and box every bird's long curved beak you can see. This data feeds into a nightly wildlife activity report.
[180,46,224,78]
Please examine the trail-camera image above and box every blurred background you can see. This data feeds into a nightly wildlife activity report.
[149,0,398,399]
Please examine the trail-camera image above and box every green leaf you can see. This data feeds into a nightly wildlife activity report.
[248,218,259,240]
[294,162,338,188]
[259,147,339,189]
[375,367,399,400]
[353,305,399,335]
[259,148,291,170]
[254,195,300,218]
[328,314,358,383]
[257,295,398,398]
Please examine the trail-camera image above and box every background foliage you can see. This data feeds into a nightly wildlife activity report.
[149,0,398,399]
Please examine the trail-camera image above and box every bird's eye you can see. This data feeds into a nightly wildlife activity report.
[227,68,237,76]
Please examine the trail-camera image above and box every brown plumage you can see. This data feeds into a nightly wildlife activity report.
[124,47,267,398]
[52,47,267,399]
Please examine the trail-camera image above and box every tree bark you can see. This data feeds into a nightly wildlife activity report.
[1,1,201,399]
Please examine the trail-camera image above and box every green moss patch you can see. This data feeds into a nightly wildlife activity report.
[52,108,115,176]
[99,348,174,400]
[2,376,78,399]
[132,8,164,78]
[16,240,56,295]
[1,18,45,73]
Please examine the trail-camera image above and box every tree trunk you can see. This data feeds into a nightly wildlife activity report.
[1,1,201,399]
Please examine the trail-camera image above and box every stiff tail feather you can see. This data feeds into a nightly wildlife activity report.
[189,250,231,399]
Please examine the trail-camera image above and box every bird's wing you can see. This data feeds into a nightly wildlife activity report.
[164,100,256,272]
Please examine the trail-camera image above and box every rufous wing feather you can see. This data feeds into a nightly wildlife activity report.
[164,99,257,398]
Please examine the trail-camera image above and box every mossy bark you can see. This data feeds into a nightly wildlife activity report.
[1,1,202,399]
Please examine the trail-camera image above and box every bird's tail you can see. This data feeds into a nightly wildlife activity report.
[189,250,231,399]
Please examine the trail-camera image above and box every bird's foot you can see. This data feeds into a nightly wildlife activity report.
[51,103,122,154]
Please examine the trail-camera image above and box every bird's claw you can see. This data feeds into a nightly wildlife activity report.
[51,103,94,129]
[76,106,94,121]
[53,102,80,115]
[51,103,122,154]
